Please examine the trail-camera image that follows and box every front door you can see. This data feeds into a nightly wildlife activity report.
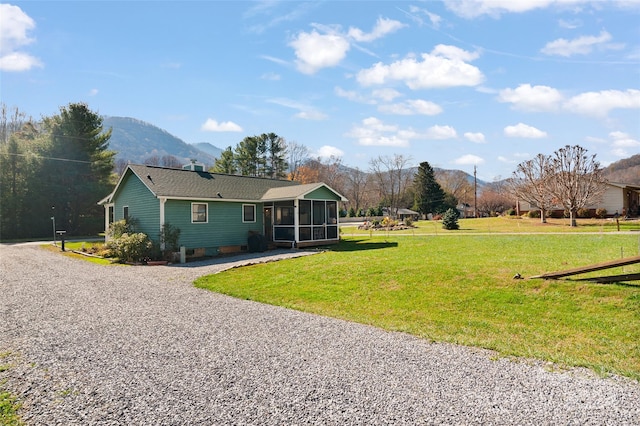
[264,207,273,241]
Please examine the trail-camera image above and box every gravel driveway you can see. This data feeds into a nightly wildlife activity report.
[1,243,639,425]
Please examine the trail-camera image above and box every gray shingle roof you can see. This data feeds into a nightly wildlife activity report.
[262,183,329,201]
[121,164,301,201]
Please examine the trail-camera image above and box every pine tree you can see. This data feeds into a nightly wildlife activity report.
[211,146,237,174]
[442,208,460,230]
[41,103,115,234]
[413,161,447,216]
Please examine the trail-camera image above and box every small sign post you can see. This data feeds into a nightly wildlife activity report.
[56,230,67,251]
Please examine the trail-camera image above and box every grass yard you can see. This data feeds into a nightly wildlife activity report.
[341,216,640,235]
[195,233,640,380]
[42,242,115,266]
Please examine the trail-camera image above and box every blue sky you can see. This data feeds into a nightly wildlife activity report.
[2,1,639,181]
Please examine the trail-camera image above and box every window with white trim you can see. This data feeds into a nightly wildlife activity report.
[192,203,208,223]
[243,204,256,223]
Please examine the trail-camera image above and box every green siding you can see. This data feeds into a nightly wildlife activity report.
[165,200,264,250]
[112,172,160,241]
[304,186,341,200]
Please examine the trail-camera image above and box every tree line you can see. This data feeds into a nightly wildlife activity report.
[1,101,609,240]
[0,103,115,239]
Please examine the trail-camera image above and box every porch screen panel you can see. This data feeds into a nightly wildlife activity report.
[299,200,312,241]
[312,201,326,240]
[274,201,294,241]
[327,201,338,239]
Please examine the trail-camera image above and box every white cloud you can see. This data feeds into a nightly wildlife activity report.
[316,145,344,158]
[497,156,514,164]
[0,51,42,71]
[498,84,563,112]
[378,99,443,116]
[371,88,403,102]
[201,119,243,132]
[504,123,548,138]
[431,44,480,62]
[289,29,350,74]
[558,18,582,29]
[345,117,408,147]
[334,87,374,104]
[0,4,42,71]
[425,125,457,139]
[443,0,592,19]
[498,85,639,118]
[541,30,622,57]
[564,89,640,117]
[261,72,281,81]
[295,110,328,120]
[609,131,640,157]
[89,89,99,96]
[356,45,484,89]
[267,97,327,120]
[346,117,458,147]
[407,6,443,28]
[464,132,486,143]
[453,154,485,165]
[348,17,405,42]
[610,131,640,152]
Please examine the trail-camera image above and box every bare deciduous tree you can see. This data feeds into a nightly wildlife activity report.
[344,167,369,215]
[477,187,512,217]
[0,103,31,144]
[508,153,558,223]
[436,169,473,204]
[510,146,607,227]
[286,141,310,181]
[114,158,129,176]
[368,154,412,219]
[161,155,182,169]
[548,145,607,227]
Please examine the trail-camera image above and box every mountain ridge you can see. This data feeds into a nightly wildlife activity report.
[102,116,638,186]
[103,116,219,167]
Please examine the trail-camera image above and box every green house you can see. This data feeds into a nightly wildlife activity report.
[99,164,347,255]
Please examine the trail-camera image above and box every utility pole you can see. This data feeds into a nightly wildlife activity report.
[474,165,478,218]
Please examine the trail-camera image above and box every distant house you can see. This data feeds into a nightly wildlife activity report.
[517,182,640,217]
[382,207,420,221]
[98,164,347,256]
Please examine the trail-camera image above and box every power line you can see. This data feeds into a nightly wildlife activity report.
[2,151,95,164]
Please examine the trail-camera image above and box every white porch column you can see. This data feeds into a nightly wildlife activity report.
[104,203,113,242]
[294,199,299,244]
[159,197,167,250]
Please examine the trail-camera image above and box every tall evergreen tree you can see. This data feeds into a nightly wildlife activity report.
[41,103,115,234]
[262,132,288,179]
[211,146,237,174]
[235,136,266,177]
[413,161,448,216]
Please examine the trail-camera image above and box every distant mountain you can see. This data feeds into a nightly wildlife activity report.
[103,116,221,167]
[604,154,640,185]
[191,142,224,159]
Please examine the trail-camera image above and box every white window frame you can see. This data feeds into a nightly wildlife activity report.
[191,202,208,223]
[242,204,256,223]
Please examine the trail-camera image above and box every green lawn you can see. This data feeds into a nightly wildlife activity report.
[341,216,640,235]
[42,242,115,266]
[195,233,640,380]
